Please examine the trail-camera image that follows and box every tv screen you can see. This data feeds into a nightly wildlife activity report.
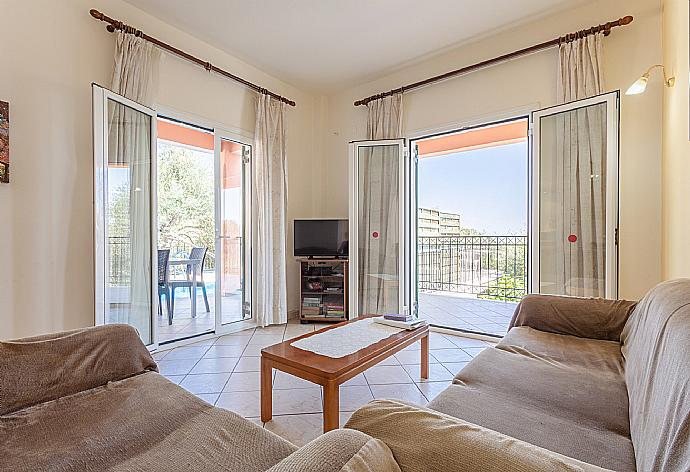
[294,219,348,257]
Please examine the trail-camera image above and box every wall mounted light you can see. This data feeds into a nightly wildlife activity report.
[626,65,675,95]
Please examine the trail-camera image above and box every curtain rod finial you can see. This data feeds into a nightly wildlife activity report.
[90,9,103,20]
[620,16,633,26]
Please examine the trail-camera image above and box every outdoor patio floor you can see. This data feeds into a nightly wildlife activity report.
[418,291,518,337]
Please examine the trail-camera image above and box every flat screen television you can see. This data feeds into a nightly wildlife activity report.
[294,219,348,257]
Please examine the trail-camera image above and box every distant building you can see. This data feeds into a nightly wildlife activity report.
[418,207,463,236]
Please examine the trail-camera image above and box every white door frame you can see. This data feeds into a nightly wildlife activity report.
[529,91,620,298]
[214,129,255,335]
[92,84,159,348]
[348,139,410,318]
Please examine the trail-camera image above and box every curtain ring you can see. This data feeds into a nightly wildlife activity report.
[204,62,212,72]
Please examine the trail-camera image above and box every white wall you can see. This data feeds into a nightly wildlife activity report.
[0,0,668,339]
[0,0,318,339]
[662,0,690,279]
[319,0,664,300]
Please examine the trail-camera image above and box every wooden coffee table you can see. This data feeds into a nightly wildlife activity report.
[261,315,429,432]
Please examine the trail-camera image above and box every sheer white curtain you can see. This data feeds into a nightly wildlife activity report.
[254,94,288,327]
[108,31,160,335]
[553,33,606,297]
[358,93,403,315]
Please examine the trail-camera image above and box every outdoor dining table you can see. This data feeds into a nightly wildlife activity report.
[168,257,203,318]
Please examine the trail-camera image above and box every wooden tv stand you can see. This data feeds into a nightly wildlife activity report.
[297,258,348,323]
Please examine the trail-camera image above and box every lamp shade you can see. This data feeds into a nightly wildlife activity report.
[625,75,649,95]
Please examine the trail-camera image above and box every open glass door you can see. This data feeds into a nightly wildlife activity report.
[215,133,252,334]
[93,84,158,347]
[348,139,412,318]
[530,91,619,298]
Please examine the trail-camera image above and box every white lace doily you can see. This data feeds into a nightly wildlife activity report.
[290,317,403,358]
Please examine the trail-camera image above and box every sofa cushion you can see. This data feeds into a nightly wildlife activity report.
[498,326,624,377]
[509,294,637,341]
[267,429,400,472]
[0,324,157,416]
[345,400,613,472]
[621,279,690,472]
[427,345,635,471]
[0,372,297,472]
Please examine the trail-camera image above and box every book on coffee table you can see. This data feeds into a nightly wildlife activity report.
[374,317,427,330]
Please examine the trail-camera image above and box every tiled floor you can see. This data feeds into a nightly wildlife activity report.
[155,320,493,446]
[155,288,243,343]
[418,291,518,337]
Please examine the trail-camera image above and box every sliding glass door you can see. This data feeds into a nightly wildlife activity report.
[93,85,158,346]
[215,134,252,334]
[348,140,413,318]
[530,91,619,298]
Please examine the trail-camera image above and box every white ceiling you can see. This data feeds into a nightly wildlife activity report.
[125,0,590,91]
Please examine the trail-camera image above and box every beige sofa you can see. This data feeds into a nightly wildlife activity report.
[345,279,690,472]
[3,279,689,471]
[0,325,400,472]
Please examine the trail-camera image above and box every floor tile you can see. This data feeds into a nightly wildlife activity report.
[272,387,322,415]
[157,358,198,376]
[214,335,251,346]
[341,373,367,387]
[255,325,287,335]
[151,350,169,361]
[216,392,261,417]
[461,347,487,358]
[179,373,231,394]
[164,345,209,360]
[242,344,268,357]
[195,393,220,405]
[248,334,284,346]
[364,365,413,385]
[203,345,247,358]
[416,381,451,402]
[189,357,239,374]
[223,371,261,392]
[233,356,262,372]
[442,362,469,375]
[338,385,374,412]
[428,336,458,350]
[395,349,438,365]
[162,374,185,385]
[369,383,427,405]
[265,414,323,447]
[273,371,317,389]
[446,336,490,348]
[429,348,472,363]
[403,363,453,383]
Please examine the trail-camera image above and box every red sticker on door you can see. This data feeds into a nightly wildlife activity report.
[568,234,577,243]
[372,231,379,239]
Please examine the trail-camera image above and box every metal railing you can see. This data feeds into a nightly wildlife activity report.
[418,235,527,301]
[107,236,215,286]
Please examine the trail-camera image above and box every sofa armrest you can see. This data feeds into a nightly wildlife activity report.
[345,400,612,472]
[267,429,400,472]
[508,294,637,341]
[0,324,157,415]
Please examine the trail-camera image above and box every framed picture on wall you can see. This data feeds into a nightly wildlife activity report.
[0,100,8,183]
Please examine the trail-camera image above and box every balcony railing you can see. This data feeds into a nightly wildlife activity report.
[418,235,527,301]
[108,236,215,286]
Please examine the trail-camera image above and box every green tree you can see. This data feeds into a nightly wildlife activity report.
[107,143,215,272]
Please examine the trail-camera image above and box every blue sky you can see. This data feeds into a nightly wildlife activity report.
[418,142,528,235]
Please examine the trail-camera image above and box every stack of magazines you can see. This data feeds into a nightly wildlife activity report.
[374,314,427,330]
[302,297,321,317]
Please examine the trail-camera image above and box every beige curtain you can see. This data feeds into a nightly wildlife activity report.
[357,93,403,315]
[254,94,288,327]
[366,93,403,140]
[550,33,606,297]
[107,31,160,341]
